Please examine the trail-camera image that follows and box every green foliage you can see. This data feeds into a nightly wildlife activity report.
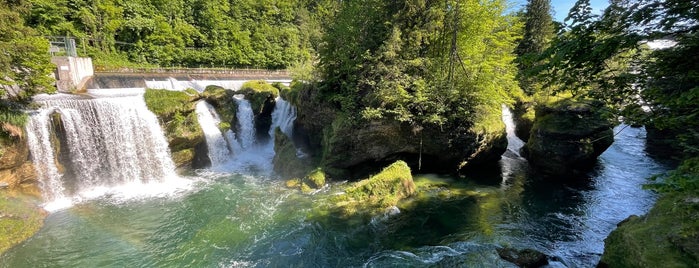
[19,0,335,69]
[514,0,554,95]
[647,158,699,194]
[0,103,28,128]
[0,2,55,103]
[539,0,699,155]
[319,0,522,130]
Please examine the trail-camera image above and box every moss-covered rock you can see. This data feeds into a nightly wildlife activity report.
[273,127,313,179]
[144,89,206,169]
[285,168,327,194]
[236,81,278,143]
[237,80,279,115]
[314,161,415,220]
[599,192,699,267]
[513,101,535,142]
[522,99,614,177]
[320,115,506,178]
[202,85,237,126]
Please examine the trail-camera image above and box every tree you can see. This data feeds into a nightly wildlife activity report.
[541,0,699,154]
[319,0,521,129]
[514,0,554,95]
[0,0,54,103]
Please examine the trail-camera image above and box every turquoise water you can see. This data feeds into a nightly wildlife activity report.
[0,126,669,267]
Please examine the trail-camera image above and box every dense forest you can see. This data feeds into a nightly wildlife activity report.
[4,0,335,71]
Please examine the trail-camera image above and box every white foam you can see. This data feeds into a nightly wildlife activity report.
[41,176,195,212]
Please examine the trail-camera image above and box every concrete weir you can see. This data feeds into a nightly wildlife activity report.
[86,69,291,90]
[51,56,94,92]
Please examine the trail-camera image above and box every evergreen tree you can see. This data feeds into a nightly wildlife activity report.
[514,0,554,95]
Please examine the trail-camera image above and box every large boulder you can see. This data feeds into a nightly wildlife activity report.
[598,192,699,267]
[312,160,415,222]
[522,99,614,177]
[143,89,207,169]
[321,116,506,178]
[236,81,279,143]
[291,82,506,178]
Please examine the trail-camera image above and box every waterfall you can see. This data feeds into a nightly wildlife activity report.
[234,95,256,150]
[192,95,297,174]
[25,108,65,201]
[501,104,525,158]
[269,97,297,138]
[195,101,240,166]
[25,93,181,210]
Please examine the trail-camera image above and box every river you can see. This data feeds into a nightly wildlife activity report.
[1,95,669,267]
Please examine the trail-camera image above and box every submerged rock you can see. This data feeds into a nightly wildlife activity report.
[522,99,614,177]
[285,168,327,194]
[0,193,46,255]
[497,247,549,268]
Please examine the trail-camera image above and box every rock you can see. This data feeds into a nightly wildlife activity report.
[290,82,506,178]
[513,101,535,142]
[599,192,699,267]
[522,99,614,177]
[497,247,549,268]
[273,128,313,179]
[144,88,206,169]
[237,80,279,115]
[321,116,506,178]
[202,85,237,125]
[314,160,415,220]
[285,168,327,194]
[0,128,29,170]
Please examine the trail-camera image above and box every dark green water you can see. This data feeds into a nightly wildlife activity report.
[0,126,669,267]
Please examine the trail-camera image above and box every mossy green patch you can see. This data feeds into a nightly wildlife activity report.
[305,168,326,189]
[600,192,699,267]
[313,161,414,221]
[0,192,45,254]
[144,89,196,119]
[238,80,279,114]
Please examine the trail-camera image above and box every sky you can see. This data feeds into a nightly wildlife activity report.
[510,0,609,22]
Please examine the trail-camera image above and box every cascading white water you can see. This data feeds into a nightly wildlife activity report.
[269,97,297,138]
[234,95,256,150]
[501,104,526,157]
[195,101,240,166]
[25,108,65,201]
[25,93,182,210]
